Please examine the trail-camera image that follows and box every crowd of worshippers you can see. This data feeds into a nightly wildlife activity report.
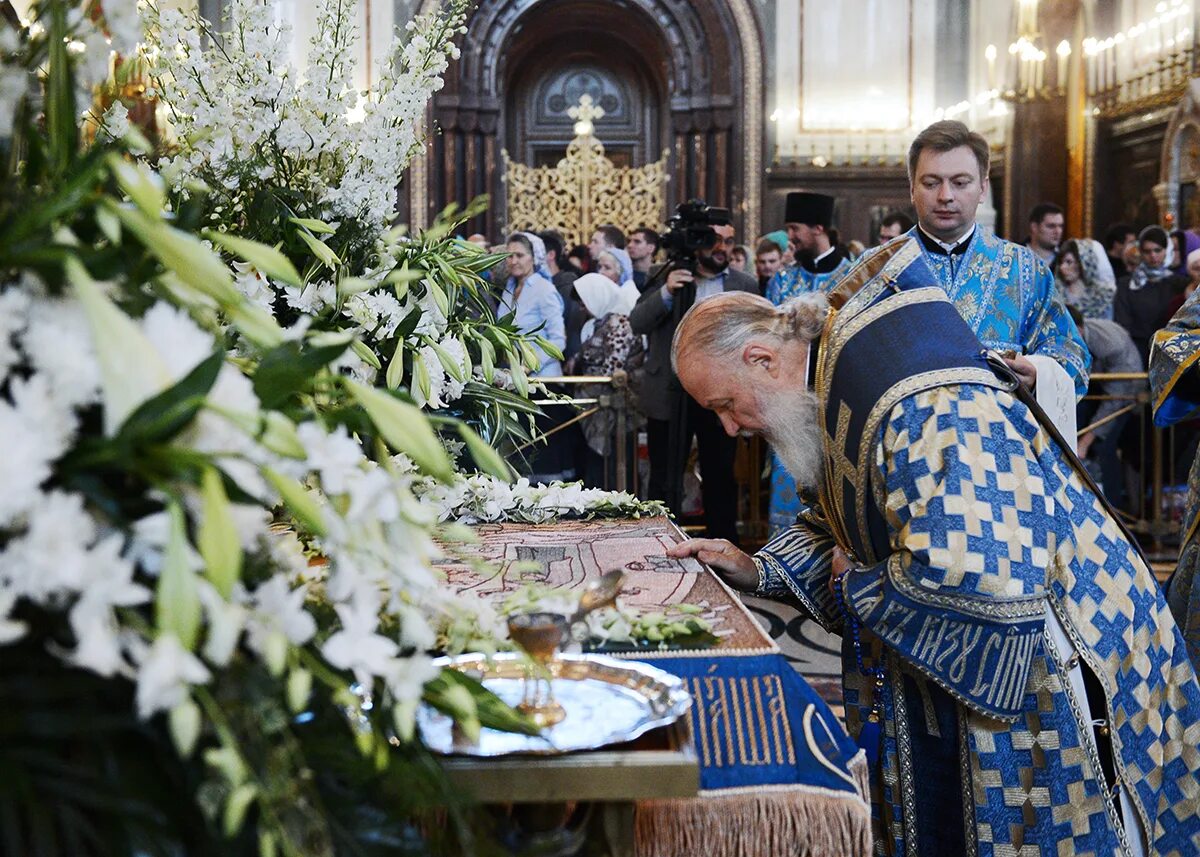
[461,118,1197,547]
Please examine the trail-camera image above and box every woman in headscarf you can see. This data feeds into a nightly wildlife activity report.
[594,246,642,315]
[500,232,565,376]
[565,273,639,487]
[1054,238,1117,320]
[1115,225,1190,363]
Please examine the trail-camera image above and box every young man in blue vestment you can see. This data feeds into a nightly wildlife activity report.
[878,121,1090,436]
[665,256,1200,855]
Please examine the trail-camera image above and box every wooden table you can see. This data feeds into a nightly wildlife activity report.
[440,719,698,856]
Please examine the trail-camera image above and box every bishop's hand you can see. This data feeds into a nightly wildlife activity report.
[1002,354,1037,391]
[829,546,855,599]
[667,538,757,591]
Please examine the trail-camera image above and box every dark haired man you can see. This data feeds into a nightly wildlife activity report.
[765,191,852,303]
[1104,222,1137,278]
[753,237,784,295]
[896,120,1089,412]
[630,220,756,543]
[1027,202,1065,264]
[540,230,586,359]
[876,211,913,245]
[588,224,626,263]
[627,227,660,291]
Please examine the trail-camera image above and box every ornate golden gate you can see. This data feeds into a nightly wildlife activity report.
[502,96,670,247]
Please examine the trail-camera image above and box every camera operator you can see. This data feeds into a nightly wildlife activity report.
[630,201,757,544]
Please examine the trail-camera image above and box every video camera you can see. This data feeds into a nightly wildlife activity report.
[659,199,732,270]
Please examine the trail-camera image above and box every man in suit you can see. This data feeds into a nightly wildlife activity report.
[630,221,758,544]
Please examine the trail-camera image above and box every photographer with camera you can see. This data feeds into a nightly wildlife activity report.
[630,200,757,544]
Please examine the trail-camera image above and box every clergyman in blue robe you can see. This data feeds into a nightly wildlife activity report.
[667,246,1200,856]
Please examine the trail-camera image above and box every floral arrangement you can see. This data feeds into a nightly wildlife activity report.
[140,0,557,455]
[0,1,665,853]
[412,473,668,524]
[0,2,547,853]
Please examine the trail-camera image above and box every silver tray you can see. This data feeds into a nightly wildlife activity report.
[419,652,692,756]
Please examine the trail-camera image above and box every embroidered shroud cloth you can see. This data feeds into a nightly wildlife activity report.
[1151,286,1200,671]
[436,516,872,857]
[754,244,1200,855]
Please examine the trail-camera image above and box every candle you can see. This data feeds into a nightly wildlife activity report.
[1057,40,1071,91]
[1035,51,1045,93]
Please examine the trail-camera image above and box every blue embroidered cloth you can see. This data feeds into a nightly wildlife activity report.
[642,652,861,795]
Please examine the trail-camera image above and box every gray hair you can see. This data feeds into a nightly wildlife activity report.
[670,291,829,374]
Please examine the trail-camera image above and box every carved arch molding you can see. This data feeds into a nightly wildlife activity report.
[1157,80,1200,228]
[407,0,764,242]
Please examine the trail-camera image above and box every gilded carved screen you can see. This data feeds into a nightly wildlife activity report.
[502,95,670,247]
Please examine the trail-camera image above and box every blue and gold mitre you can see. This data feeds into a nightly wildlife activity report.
[815,239,1008,564]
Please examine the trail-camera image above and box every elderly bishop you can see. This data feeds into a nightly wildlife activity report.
[667,243,1200,856]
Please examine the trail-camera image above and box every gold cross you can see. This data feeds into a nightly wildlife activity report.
[568,94,606,124]
[820,401,858,551]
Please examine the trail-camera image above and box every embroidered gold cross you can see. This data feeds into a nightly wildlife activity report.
[822,400,857,551]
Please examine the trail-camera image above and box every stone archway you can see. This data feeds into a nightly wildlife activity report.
[407,0,763,242]
[1156,80,1200,228]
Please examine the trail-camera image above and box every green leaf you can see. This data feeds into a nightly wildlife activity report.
[425,281,449,317]
[392,699,418,743]
[337,276,376,298]
[385,339,406,390]
[204,230,302,287]
[169,699,202,758]
[45,2,77,174]
[457,423,512,480]
[259,412,307,459]
[297,229,341,269]
[535,336,564,362]
[115,350,223,447]
[510,363,529,398]
[288,216,336,234]
[225,301,285,349]
[252,340,351,410]
[263,631,287,677]
[384,267,425,286]
[106,202,239,305]
[68,257,174,436]
[287,668,312,714]
[424,668,539,737]
[95,205,122,245]
[223,783,259,838]
[263,469,328,537]
[197,467,242,599]
[344,380,454,482]
[412,350,432,405]
[477,337,495,383]
[108,155,166,217]
[349,338,382,371]
[426,338,466,382]
[519,341,540,371]
[157,503,201,651]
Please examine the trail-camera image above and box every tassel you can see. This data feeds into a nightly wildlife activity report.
[857,714,882,769]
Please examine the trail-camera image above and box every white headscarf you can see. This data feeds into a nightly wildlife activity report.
[574,273,633,341]
[1076,238,1116,288]
[519,231,552,279]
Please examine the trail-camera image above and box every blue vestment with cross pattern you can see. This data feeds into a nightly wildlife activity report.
[752,243,1200,856]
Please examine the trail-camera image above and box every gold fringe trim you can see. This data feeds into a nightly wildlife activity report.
[848,748,871,803]
[634,785,873,857]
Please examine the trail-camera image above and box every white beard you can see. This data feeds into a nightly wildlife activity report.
[760,388,825,491]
